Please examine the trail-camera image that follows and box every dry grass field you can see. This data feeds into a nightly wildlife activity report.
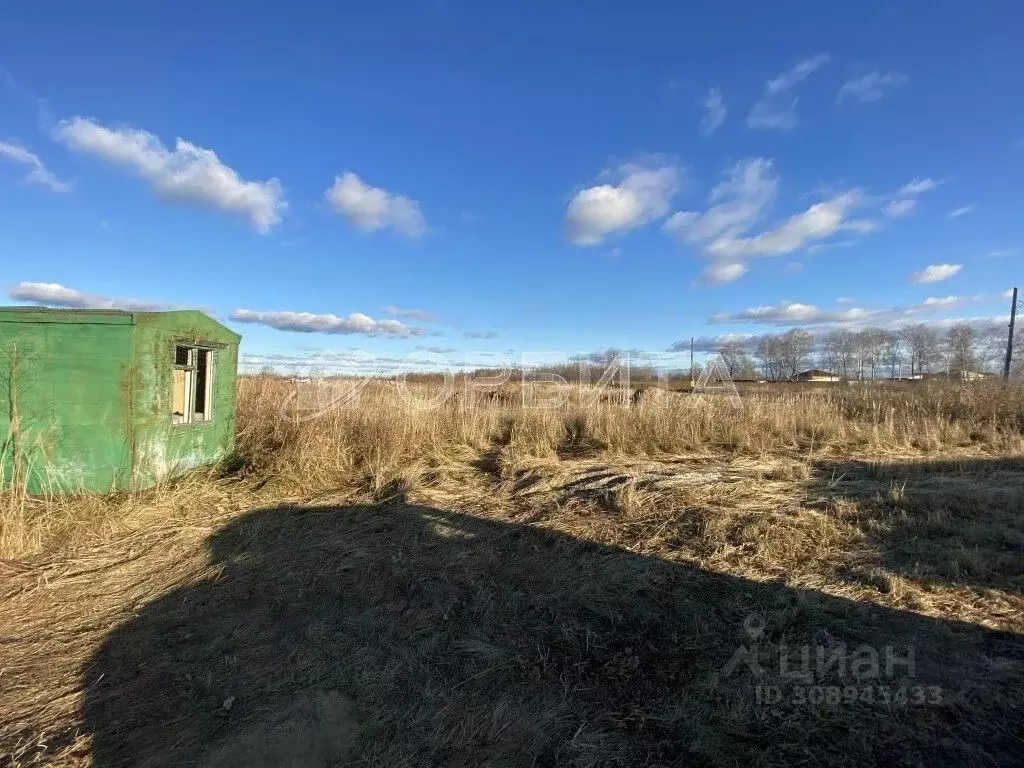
[2,377,1024,767]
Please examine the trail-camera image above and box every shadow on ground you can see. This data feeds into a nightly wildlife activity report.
[809,457,1024,594]
[82,494,1024,767]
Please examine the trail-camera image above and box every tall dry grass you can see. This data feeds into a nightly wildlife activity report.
[2,376,1023,560]
[3,378,1024,767]
[235,377,1024,492]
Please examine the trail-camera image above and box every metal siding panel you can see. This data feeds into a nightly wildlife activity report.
[1,320,133,492]
[130,314,239,489]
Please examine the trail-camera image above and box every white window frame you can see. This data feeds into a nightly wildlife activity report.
[172,344,215,426]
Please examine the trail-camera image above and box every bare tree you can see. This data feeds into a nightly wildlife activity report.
[780,328,815,380]
[880,330,903,378]
[902,324,940,376]
[819,330,843,376]
[1015,332,1024,379]
[820,328,858,378]
[945,324,978,377]
[977,325,1007,373]
[755,335,784,382]
[718,339,756,379]
[862,327,890,379]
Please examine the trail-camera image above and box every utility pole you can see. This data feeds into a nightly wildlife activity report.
[689,336,694,389]
[1005,287,1018,381]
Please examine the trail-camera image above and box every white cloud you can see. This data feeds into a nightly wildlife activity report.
[710,303,1009,335]
[987,248,1017,258]
[700,87,726,135]
[324,172,426,238]
[664,159,878,282]
[709,294,976,329]
[703,192,868,260]
[711,301,827,326]
[570,347,657,364]
[0,140,71,192]
[230,308,425,338]
[381,305,439,322]
[910,264,962,284]
[836,297,854,304]
[878,178,939,219]
[700,262,748,285]
[898,177,941,196]
[53,117,284,232]
[922,295,961,308]
[675,332,758,354]
[566,161,680,245]
[883,199,917,218]
[663,158,777,244]
[837,70,907,103]
[946,205,976,219]
[748,54,830,131]
[1003,289,1016,300]
[765,55,833,92]
[7,281,167,311]
[239,349,488,376]
[463,330,499,339]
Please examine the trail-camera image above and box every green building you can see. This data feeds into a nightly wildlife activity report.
[0,307,240,493]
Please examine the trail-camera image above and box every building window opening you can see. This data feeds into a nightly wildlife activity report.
[172,345,214,425]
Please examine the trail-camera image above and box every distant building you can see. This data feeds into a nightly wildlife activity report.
[792,369,842,383]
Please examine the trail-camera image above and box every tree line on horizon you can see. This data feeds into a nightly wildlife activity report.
[718,322,1018,382]
[246,321,1019,386]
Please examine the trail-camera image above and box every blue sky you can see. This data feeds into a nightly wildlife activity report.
[1,1,1021,372]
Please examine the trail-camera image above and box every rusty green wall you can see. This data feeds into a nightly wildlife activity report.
[0,312,134,493]
[1,309,239,493]
[129,311,239,489]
